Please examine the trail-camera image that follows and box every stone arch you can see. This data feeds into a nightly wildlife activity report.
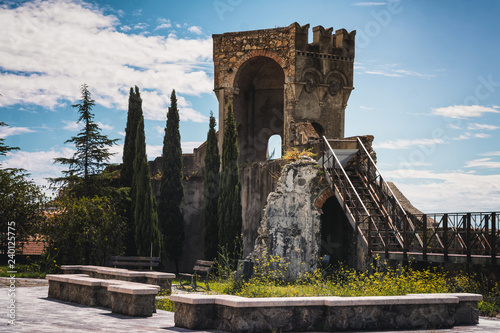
[233,56,285,163]
[325,70,348,86]
[232,50,287,77]
[315,187,334,209]
[325,70,347,98]
[301,67,324,95]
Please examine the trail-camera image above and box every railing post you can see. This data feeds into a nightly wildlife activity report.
[384,215,389,259]
[443,214,449,262]
[403,212,408,262]
[466,213,471,262]
[492,212,497,265]
[368,216,372,258]
[422,214,427,261]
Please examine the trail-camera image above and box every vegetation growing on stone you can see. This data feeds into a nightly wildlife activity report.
[158,90,184,273]
[281,147,316,163]
[203,112,220,261]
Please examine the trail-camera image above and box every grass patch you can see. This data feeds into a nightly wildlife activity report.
[0,264,47,279]
[191,258,500,317]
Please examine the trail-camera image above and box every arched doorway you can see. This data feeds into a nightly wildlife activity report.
[320,196,353,266]
[233,56,285,163]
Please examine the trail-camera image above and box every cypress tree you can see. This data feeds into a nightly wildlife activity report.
[217,102,242,262]
[121,86,142,188]
[121,86,142,255]
[203,112,220,261]
[157,90,184,273]
[132,116,161,257]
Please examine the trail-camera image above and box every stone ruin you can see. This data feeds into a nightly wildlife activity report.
[150,23,376,275]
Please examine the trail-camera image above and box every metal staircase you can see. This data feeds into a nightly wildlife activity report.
[320,136,500,264]
[321,136,425,259]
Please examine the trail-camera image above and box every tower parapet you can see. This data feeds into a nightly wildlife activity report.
[213,22,355,163]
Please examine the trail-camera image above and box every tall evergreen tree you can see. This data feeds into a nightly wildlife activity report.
[132,116,161,257]
[121,86,142,188]
[53,84,118,197]
[120,86,142,255]
[217,102,242,262]
[157,90,184,273]
[0,122,19,159]
[203,112,220,261]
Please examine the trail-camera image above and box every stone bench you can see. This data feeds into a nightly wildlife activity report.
[46,274,160,317]
[170,293,482,332]
[60,265,175,293]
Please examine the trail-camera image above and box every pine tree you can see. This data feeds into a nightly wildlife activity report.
[121,86,142,188]
[132,116,161,257]
[217,102,242,262]
[120,86,142,255]
[0,122,19,159]
[203,112,220,261]
[53,84,118,197]
[157,90,184,273]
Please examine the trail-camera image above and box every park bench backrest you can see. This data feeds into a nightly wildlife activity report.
[108,256,160,270]
[193,260,214,274]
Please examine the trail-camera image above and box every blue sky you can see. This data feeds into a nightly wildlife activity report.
[1,0,499,212]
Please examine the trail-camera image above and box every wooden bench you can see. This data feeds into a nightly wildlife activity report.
[108,256,160,270]
[178,260,214,291]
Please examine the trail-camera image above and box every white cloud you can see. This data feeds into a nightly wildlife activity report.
[374,138,446,150]
[1,148,74,195]
[467,123,499,130]
[182,141,203,153]
[134,22,148,30]
[97,122,113,131]
[465,158,500,169]
[447,123,461,130]
[385,168,500,212]
[62,120,80,131]
[155,23,172,31]
[363,64,434,78]
[480,151,500,157]
[0,125,35,137]
[188,26,203,35]
[432,105,500,119]
[359,105,374,111]
[0,0,213,122]
[451,132,490,141]
[155,18,172,30]
[120,25,131,32]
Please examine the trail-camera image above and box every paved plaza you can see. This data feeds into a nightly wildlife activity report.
[2,281,500,332]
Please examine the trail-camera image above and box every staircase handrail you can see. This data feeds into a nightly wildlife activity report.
[322,136,381,249]
[356,137,408,216]
[356,137,424,248]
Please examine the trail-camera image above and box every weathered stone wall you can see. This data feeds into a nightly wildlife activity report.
[249,157,324,280]
[151,150,205,273]
[213,22,355,162]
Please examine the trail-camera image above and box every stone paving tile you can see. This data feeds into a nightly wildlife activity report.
[2,285,500,332]
[0,286,225,332]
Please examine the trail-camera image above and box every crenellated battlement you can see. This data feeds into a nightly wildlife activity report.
[291,22,355,58]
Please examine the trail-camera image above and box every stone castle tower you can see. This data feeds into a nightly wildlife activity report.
[213,22,356,163]
[152,23,357,271]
